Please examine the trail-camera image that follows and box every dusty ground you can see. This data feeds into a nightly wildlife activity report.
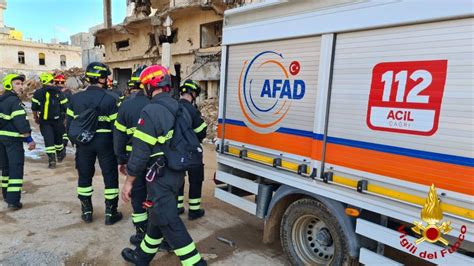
[0,116,288,265]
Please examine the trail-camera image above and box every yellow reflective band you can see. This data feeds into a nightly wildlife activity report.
[86,72,101,77]
[98,116,110,122]
[96,129,112,133]
[131,77,140,81]
[194,122,207,133]
[109,113,117,120]
[140,241,158,254]
[12,109,26,118]
[43,91,50,120]
[104,188,119,194]
[134,130,157,146]
[60,98,68,104]
[177,203,184,208]
[141,70,163,83]
[31,97,41,105]
[157,130,173,144]
[181,253,202,266]
[0,130,22,137]
[178,196,185,201]
[8,179,23,184]
[66,108,76,118]
[126,145,133,152]
[184,82,197,89]
[189,205,201,210]
[127,127,136,135]
[105,194,118,199]
[189,198,201,204]
[93,66,107,71]
[174,242,196,256]
[145,235,163,246]
[132,212,148,223]
[114,121,127,133]
[150,152,164,157]
[7,187,21,192]
[77,186,93,193]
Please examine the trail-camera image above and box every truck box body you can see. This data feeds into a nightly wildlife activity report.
[216,0,473,264]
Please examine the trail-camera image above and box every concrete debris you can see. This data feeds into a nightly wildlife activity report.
[199,99,218,143]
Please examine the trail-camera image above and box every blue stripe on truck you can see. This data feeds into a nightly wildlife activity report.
[218,118,474,167]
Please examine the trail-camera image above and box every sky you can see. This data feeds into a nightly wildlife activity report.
[4,0,126,43]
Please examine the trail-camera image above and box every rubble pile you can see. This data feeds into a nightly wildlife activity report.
[19,68,85,101]
[198,98,219,143]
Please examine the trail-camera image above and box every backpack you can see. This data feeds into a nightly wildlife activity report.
[161,103,203,171]
[68,91,106,145]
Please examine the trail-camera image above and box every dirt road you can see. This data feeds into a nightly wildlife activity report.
[0,114,287,265]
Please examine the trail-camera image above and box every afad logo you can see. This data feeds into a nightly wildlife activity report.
[398,184,467,260]
[238,51,306,134]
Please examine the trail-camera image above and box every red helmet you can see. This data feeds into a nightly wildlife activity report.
[139,65,171,91]
[54,74,65,82]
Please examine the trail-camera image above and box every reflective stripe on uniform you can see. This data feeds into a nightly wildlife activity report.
[0,130,22,137]
[77,186,93,196]
[7,187,21,192]
[189,198,201,210]
[63,134,69,141]
[60,98,68,105]
[109,113,117,121]
[177,195,185,208]
[182,253,202,266]
[43,91,50,120]
[0,110,27,120]
[144,235,162,246]
[132,212,148,223]
[114,121,127,132]
[104,188,119,199]
[86,72,101,77]
[140,234,163,254]
[8,179,23,185]
[55,144,64,151]
[45,146,56,154]
[194,122,207,133]
[134,129,173,146]
[66,108,76,118]
[175,242,196,256]
[126,145,133,152]
[31,97,41,105]
[96,129,112,133]
[1,176,9,188]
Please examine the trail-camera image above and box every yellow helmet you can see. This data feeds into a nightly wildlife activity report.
[39,72,54,85]
[2,73,26,91]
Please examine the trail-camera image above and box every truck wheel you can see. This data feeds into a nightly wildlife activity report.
[280,198,350,265]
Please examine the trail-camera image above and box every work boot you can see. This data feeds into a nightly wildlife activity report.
[105,199,123,225]
[121,247,154,266]
[57,148,66,163]
[7,202,23,210]
[177,207,185,215]
[80,198,93,223]
[188,209,205,221]
[195,259,208,266]
[47,153,57,169]
[130,223,147,246]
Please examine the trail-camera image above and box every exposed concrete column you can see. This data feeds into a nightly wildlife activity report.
[103,0,112,28]
[0,0,7,28]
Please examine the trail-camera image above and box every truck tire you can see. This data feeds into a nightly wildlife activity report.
[280,198,350,265]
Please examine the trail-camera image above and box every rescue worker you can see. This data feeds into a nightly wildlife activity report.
[0,74,36,210]
[54,74,72,148]
[177,80,207,220]
[113,66,150,245]
[32,73,68,168]
[66,62,122,225]
[121,65,206,265]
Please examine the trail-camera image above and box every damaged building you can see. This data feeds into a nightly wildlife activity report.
[94,0,260,99]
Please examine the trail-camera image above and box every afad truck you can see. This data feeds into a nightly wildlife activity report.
[214,0,473,265]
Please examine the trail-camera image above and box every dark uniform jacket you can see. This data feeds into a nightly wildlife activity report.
[127,92,178,177]
[31,85,68,121]
[113,91,150,165]
[0,91,31,142]
[178,99,207,143]
[66,86,118,135]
